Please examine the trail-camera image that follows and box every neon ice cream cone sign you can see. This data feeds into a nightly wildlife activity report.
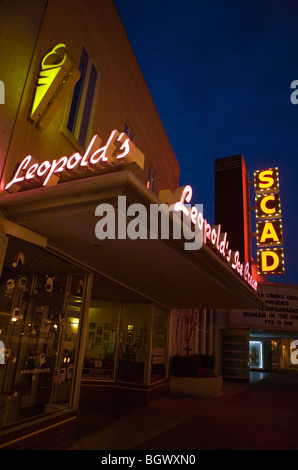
[30,43,81,128]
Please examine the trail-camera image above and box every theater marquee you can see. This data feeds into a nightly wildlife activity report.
[227,284,298,331]
[254,167,285,275]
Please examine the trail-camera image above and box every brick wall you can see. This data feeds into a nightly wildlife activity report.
[0,410,77,450]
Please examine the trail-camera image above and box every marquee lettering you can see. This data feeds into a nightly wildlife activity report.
[258,249,284,274]
[260,195,276,215]
[257,220,283,246]
[254,168,279,192]
[254,167,284,275]
[173,185,258,291]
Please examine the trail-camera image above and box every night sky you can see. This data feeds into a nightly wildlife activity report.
[114,0,298,286]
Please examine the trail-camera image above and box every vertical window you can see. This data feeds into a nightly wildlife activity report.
[147,165,157,193]
[150,306,169,383]
[67,47,99,147]
[83,300,120,381]
[124,121,135,143]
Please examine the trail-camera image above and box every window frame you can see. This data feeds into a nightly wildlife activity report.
[65,46,100,149]
[123,120,136,143]
[147,165,157,193]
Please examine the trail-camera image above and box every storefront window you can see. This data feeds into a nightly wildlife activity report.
[82,301,120,381]
[82,301,151,384]
[81,280,169,387]
[117,303,150,384]
[0,236,87,427]
[150,306,169,383]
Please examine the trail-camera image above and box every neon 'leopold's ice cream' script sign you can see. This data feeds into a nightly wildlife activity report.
[5,129,145,191]
[174,185,258,291]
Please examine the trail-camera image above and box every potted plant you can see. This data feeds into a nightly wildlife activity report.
[169,309,222,396]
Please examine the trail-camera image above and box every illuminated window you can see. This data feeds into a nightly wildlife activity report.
[147,165,157,193]
[124,121,135,143]
[249,341,263,369]
[0,236,87,427]
[67,47,99,147]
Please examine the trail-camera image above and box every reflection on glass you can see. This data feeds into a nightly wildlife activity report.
[117,304,149,384]
[82,301,120,381]
[150,307,169,383]
[0,237,86,428]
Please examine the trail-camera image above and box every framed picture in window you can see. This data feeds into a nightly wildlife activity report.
[104,323,111,330]
[97,326,102,335]
[89,322,96,330]
[136,329,142,337]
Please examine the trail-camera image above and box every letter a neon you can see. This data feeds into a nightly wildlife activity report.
[260,222,280,244]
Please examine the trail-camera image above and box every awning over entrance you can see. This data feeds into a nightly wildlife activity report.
[0,171,264,309]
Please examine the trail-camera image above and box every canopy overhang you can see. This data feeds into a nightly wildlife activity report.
[0,171,264,309]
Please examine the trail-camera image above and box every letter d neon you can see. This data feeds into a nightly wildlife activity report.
[261,250,280,272]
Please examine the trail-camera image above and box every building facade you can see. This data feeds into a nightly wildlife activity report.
[215,154,252,263]
[0,0,261,449]
[214,155,298,381]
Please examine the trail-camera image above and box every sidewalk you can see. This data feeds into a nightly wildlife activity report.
[68,370,298,451]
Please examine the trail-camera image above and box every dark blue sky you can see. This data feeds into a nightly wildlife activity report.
[114,0,298,286]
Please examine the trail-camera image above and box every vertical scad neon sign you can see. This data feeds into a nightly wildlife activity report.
[254,167,285,275]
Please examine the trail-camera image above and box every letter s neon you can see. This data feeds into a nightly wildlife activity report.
[258,170,274,189]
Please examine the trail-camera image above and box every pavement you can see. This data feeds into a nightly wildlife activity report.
[68,369,298,452]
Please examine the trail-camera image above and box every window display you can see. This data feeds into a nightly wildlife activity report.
[117,303,150,384]
[82,301,120,381]
[0,236,86,427]
[81,300,169,386]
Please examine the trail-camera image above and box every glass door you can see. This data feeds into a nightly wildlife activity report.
[0,236,88,427]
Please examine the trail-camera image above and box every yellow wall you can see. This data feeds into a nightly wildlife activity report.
[0,0,47,180]
[1,0,180,196]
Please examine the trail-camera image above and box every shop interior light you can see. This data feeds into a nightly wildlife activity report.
[70,317,79,328]
[249,340,263,369]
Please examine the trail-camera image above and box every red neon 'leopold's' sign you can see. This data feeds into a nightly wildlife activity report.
[174,185,258,291]
[5,129,145,191]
